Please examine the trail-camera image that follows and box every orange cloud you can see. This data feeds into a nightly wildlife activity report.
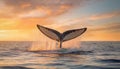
[89,22,120,32]
[89,11,120,20]
[20,3,31,9]
[17,17,56,31]
[1,0,88,18]
[53,5,71,16]
[54,11,120,29]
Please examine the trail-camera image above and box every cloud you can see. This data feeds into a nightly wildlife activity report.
[0,4,15,18]
[1,0,88,18]
[89,22,120,32]
[88,11,120,21]
[18,9,48,18]
[52,11,120,29]
[0,0,90,30]
[51,15,120,32]
[17,5,71,18]
[3,0,86,8]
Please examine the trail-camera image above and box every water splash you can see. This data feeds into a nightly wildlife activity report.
[29,38,81,52]
[29,38,59,51]
[28,28,81,52]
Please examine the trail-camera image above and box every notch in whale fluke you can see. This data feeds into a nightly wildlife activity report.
[37,24,87,48]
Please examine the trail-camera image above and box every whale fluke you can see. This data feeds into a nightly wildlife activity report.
[37,24,87,48]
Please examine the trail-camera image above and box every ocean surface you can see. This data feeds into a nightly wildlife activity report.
[0,41,120,69]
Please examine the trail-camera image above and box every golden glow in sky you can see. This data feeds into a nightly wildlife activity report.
[0,0,120,41]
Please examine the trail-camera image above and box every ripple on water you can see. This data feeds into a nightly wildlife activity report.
[45,63,65,66]
[68,65,120,69]
[0,66,33,69]
[96,59,120,63]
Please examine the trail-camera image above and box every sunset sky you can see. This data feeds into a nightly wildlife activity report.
[0,0,120,41]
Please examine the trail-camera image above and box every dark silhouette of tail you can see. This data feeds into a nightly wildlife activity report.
[37,24,87,48]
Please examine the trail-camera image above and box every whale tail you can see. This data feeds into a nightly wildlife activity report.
[37,24,87,48]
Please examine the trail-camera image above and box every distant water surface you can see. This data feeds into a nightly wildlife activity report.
[0,41,120,69]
